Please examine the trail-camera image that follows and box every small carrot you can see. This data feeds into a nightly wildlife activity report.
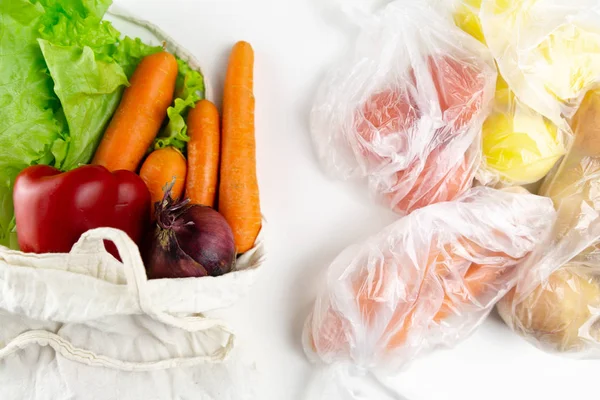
[92,52,178,172]
[185,100,220,208]
[140,147,187,218]
[219,41,261,253]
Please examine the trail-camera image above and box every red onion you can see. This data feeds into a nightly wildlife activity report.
[143,190,236,279]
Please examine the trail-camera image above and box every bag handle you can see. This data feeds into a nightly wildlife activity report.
[0,228,236,370]
[0,329,233,372]
[67,228,237,367]
[72,228,232,331]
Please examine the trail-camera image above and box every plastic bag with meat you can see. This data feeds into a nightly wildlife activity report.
[303,186,556,397]
[480,0,600,126]
[498,90,600,355]
[310,0,496,215]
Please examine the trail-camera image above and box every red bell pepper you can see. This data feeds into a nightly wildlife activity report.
[13,165,150,255]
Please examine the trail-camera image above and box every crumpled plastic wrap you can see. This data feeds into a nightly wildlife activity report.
[303,186,556,387]
[444,0,568,186]
[498,90,600,355]
[480,0,600,125]
[452,0,485,43]
[310,0,496,215]
[478,76,567,185]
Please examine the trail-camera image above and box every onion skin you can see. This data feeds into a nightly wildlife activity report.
[174,206,237,276]
[144,227,209,279]
[143,187,237,279]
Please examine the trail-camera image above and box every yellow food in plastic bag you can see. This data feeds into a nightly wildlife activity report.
[541,90,600,236]
[480,0,600,123]
[453,0,485,43]
[498,90,600,354]
[571,88,600,157]
[533,25,600,103]
[482,87,565,184]
[499,265,600,352]
[453,1,567,184]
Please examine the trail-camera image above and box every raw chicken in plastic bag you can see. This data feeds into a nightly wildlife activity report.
[498,90,600,355]
[310,0,496,215]
[443,0,568,186]
[480,0,600,126]
[303,186,556,398]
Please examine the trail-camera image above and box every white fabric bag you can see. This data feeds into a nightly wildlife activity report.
[0,226,266,399]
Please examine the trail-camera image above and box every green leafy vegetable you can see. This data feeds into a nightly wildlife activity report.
[153,58,205,152]
[0,0,204,248]
[0,0,64,248]
[112,37,163,77]
[34,1,161,170]
[39,40,129,169]
[37,0,119,52]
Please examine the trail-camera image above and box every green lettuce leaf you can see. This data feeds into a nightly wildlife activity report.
[112,36,163,77]
[153,58,205,152]
[0,0,64,247]
[39,39,129,169]
[36,0,118,52]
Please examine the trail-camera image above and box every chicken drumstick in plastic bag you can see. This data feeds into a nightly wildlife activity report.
[311,0,496,214]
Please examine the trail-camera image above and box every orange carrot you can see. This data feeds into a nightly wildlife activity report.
[310,241,519,354]
[92,52,178,172]
[185,100,220,208]
[219,41,261,253]
[140,147,187,218]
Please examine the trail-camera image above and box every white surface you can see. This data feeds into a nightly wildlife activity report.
[114,1,600,399]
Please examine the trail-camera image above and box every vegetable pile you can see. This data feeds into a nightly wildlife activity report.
[0,0,202,248]
[2,0,261,280]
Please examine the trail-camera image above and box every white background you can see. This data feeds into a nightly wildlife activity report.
[116,0,600,399]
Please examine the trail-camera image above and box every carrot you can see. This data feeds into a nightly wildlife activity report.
[219,41,261,253]
[432,235,519,322]
[310,240,519,354]
[140,147,187,218]
[434,264,509,322]
[185,100,220,208]
[92,52,178,172]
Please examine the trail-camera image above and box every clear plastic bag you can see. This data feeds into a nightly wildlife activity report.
[439,0,569,186]
[480,0,600,125]
[303,186,556,394]
[478,76,568,186]
[451,0,485,43]
[310,0,497,215]
[498,90,600,355]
